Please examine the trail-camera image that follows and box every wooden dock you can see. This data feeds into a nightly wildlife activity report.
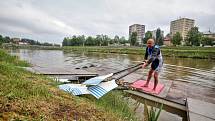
[124,90,215,121]
[187,98,215,121]
[120,70,186,103]
[24,67,98,75]
[23,67,98,83]
[124,90,187,121]
[119,70,215,121]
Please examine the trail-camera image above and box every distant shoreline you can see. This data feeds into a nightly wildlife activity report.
[2,43,215,59]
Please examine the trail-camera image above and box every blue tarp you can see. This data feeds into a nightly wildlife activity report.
[82,73,113,85]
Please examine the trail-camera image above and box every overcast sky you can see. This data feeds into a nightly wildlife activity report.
[0,0,215,44]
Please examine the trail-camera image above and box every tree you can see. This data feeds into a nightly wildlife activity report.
[95,35,102,46]
[0,35,11,45]
[85,36,95,46]
[143,31,152,44]
[130,32,137,46]
[0,35,3,45]
[185,27,202,46]
[201,37,214,46]
[77,35,85,46]
[71,35,77,46]
[62,37,68,46]
[43,42,53,46]
[119,36,127,45]
[101,35,111,46]
[156,28,163,45]
[114,35,120,45]
[172,32,182,46]
[4,36,10,43]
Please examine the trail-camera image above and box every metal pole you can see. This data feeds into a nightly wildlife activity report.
[115,66,142,82]
[113,62,144,75]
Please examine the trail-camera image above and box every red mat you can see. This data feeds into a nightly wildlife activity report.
[130,80,164,94]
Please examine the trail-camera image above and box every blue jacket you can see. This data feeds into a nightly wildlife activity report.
[144,45,162,64]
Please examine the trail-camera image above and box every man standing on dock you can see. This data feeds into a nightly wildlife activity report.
[142,39,163,91]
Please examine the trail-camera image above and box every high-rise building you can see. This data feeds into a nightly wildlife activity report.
[129,24,145,45]
[170,18,194,44]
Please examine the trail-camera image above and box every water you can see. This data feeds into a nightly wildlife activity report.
[9,49,215,121]
[9,49,215,86]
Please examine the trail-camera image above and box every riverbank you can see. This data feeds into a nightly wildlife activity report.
[0,49,137,120]
[3,44,215,59]
[2,43,61,50]
[63,46,215,59]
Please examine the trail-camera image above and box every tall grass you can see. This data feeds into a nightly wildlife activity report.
[0,62,51,100]
[82,91,137,121]
[0,49,30,66]
[144,101,163,121]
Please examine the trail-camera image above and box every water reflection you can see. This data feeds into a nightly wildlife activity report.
[9,49,215,84]
[164,57,215,71]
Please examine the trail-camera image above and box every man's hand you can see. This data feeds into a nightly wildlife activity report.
[144,60,148,63]
[142,62,148,69]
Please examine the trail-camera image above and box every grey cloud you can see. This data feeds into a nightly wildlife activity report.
[0,0,214,44]
[0,16,61,35]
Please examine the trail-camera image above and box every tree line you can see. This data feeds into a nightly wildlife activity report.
[0,34,59,46]
[62,35,128,46]
[129,28,164,46]
[142,28,164,46]
[130,27,215,47]
[171,27,215,46]
[63,28,164,47]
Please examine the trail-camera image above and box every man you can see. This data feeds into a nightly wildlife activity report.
[142,39,163,91]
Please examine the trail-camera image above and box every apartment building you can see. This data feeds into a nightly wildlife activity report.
[170,18,194,44]
[129,24,145,45]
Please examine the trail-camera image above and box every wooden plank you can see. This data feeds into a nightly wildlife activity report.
[122,73,143,83]
[23,67,98,75]
[187,98,215,121]
[125,90,187,121]
[121,71,172,98]
[189,113,214,121]
[165,81,187,105]
[159,80,172,98]
[125,90,186,111]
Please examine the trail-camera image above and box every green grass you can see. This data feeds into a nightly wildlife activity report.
[0,49,137,120]
[0,62,50,100]
[144,101,163,121]
[2,43,61,50]
[0,49,30,67]
[82,91,137,121]
[63,46,215,59]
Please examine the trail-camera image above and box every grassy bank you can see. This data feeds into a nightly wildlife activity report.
[2,43,61,50]
[0,49,136,121]
[3,43,215,59]
[63,46,215,59]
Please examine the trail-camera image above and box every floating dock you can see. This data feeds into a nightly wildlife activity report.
[122,72,215,121]
[23,67,98,83]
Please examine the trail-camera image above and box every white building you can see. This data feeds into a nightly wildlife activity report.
[170,18,195,44]
[129,24,145,45]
